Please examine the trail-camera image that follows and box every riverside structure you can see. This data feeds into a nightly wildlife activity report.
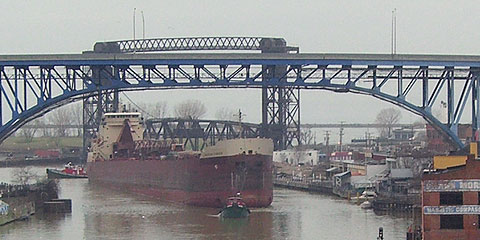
[422,143,480,239]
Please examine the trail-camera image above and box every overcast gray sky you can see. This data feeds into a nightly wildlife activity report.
[2,0,479,140]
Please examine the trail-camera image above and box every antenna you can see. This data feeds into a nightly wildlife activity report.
[141,11,145,40]
[133,8,136,41]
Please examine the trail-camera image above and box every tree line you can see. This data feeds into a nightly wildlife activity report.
[16,99,241,142]
[16,98,418,145]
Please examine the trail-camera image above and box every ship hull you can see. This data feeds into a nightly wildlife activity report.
[87,154,273,208]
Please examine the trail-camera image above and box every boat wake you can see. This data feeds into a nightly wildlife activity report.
[206,213,222,218]
[248,208,273,213]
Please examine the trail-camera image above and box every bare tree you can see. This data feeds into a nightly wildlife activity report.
[300,128,315,145]
[174,100,206,119]
[215,107,236,121]
[38,118,51,137]
[375,107,402,138]
[48,106,73,137]
[12,167,40,185]
[139,101,169,118]
[70,103,83,137]
[18,119,41,142]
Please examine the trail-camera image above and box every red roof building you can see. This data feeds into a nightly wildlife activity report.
[329,151,353,161]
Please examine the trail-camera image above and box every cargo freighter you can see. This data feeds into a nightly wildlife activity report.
[86,112,273,208]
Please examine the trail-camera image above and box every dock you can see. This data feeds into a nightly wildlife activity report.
[274,178,333,194]
[0,180,61,226]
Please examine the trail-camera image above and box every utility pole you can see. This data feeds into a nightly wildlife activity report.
[365,131,368,149]
[365,130,371,149]
[339,121,345,152]
[133,8,136,41]
[324,130,330,161]
[233,109,244,138]
[141,11,145,40]
[391,8,397,55]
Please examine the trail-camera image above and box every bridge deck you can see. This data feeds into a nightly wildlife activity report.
[1,53,480,66]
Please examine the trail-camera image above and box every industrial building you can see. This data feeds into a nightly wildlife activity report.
[273,149,325,166]
[422,143,480,240]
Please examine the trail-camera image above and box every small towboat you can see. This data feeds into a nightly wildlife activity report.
[46,162,88,179]
[219,193,250,218]
[360,200,372,209]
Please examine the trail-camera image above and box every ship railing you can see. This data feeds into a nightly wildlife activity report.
[134,139,173,149]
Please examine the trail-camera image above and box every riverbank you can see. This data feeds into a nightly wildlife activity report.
[0,136,83,165]
[0,180,58,226]
[274,177,420,215]
[0,197,35,225]
[0,157,82,168]
[0,137,81,153]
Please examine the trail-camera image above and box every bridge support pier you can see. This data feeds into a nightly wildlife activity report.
[82,44,122,159]
[82,68,119,160]
[260,39,301,150]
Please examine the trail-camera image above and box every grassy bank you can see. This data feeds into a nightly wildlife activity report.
[0,137,82,152]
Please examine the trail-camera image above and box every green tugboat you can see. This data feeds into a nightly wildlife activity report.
[220,193,250,218]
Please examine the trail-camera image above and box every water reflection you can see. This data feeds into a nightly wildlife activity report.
[82,185,276,239]
[0,166,411,240]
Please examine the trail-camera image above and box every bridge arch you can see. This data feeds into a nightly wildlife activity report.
[2,79,463,149]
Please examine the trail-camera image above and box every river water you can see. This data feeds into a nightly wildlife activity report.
[0,166,411,240]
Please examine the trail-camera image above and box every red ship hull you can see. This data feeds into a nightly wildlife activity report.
[87,154,273,208]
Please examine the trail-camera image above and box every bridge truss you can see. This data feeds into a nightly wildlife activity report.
[144,118,261,151]
[93,36,299,53]
[0,53,480,149]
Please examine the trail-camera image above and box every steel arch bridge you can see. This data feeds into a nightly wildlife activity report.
[1,43,480,149]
